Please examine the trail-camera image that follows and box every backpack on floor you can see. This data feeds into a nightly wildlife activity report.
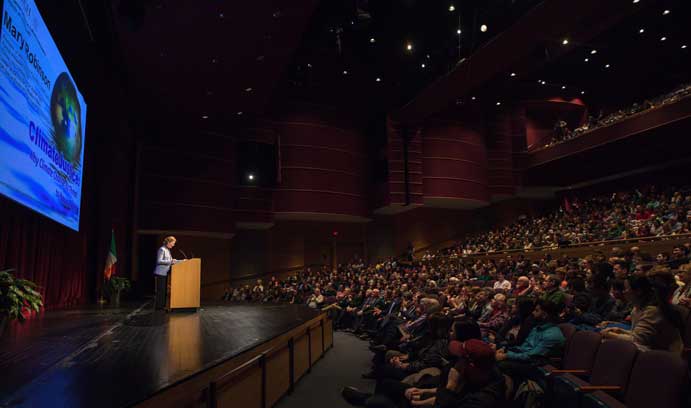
[513,379,544,408]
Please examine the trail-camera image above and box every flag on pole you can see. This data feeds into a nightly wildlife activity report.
[104,229,117,280]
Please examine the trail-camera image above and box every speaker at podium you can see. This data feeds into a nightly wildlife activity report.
[169,258,201,311]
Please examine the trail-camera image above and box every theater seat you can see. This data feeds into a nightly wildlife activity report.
[540,330,601,404]
[558,323,578,355]
[551,339,638,408]
[582,350,688,408]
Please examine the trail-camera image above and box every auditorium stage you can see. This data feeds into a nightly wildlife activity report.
[0,303,332,408]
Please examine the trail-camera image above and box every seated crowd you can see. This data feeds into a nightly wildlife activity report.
[221,185,691,407]
[539,82,691,149]
[434,185,691,256]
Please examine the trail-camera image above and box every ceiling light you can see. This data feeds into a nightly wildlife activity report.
[581,91,586,95]
[245,87,253,92]
[661,36,667,42]
[561,85,567,90]
[639,28,645,34]
[449,4,455,12]
[457,29,462,35]
[480,24,488,33]
[426,54,431,59]
[633,0,639,3]
[562,39,569,45]
[370,37,376,43]
[219,13,224,18]
[605,64,610,68]
[496,101,501,106]
[591,50,597,54]
[406,43,413,51]
[307,63,312,68]
[510,72,516,77]
[236,111,243,115]
[471,96,476,100]
[421,63,426,68]
[663,9,670,15]
[211,58,217,64]
[201,115,208,119]
[343,70,348,75]
[248,174,255,181]
[584,58,589,62]
[682,45,688,49]
[376,77,381,82]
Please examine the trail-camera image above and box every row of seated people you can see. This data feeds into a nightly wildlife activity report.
[538,82,691,149]
[325,249,690,407]
[430,185,691,255]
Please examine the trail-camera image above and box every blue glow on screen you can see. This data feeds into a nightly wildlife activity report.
[0,0,87,231]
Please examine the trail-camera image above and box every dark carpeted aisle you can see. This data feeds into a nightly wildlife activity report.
[275,331,375,408]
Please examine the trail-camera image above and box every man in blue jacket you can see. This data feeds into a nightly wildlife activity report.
[494,299,565,383]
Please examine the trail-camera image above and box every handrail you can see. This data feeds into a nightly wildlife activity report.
[430,232,691,259]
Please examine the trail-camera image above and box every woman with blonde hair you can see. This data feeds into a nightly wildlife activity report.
[153,236,183,310]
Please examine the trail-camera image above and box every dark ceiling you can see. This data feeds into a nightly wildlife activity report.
[276,0,541,112]
[454,0,691,115]
[111,0,319,125]
[35,0,691,134]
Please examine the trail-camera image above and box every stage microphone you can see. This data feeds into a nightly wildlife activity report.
[178,249,188,259]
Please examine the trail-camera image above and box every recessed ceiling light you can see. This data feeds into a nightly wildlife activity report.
[581,91,586,95]
[591,50,597,54]
[237,111,243,115]
[201,115,208,119]
[562,39,569,45]
[639,28,645,34]
[370,37,376,43]
[219,13,224,18]
[663,9,670,15]
[421,63,426,68]
[343,70,348,75]
[307,63,312,68]
[510,72,516,77]
[211,58,217,64]
[682,45,688,49]
[632,0,639,3]
[426,54,431,59]
[540,80,546,85]
[496,101,501,106]
[480,24,488,33]
[561,85,567,90]
[449,4,455,12]
[245,87,253,92]
[605,64,610,68]
[376,77,381,82]
[248,174,254,181]
[471,96,476,100]
[661,36,667,42]
[584,58,589,62]
[406,43,413,51]
[457,29,462,35]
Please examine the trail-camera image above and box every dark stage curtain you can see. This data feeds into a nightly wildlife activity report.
[0,196,89,309]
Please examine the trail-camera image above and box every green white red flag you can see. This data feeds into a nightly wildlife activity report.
[104,229,117,280]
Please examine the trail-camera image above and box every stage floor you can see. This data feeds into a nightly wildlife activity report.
[0,302,321,408]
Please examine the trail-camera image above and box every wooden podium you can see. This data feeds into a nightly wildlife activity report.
[169,258,201,311]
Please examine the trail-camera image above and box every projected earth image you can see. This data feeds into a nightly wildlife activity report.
[50,72,82,166]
